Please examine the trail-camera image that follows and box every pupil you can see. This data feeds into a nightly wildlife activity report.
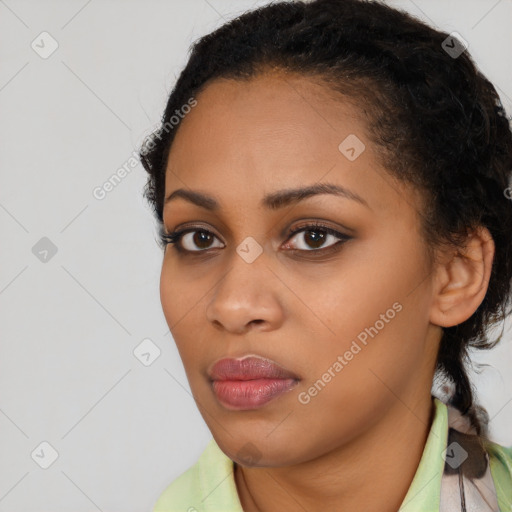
[306,230,325,248]
[194,231,211,248]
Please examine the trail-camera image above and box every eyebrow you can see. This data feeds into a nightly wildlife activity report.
[164,182,370,211]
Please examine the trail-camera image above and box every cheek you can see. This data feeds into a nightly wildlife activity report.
[295,234,431,375]
[159,262,211,365]
[159,265,178,324]
[159,259,199,325]
[291,254,410,343]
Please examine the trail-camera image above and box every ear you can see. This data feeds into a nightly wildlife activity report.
[429,226,495,328]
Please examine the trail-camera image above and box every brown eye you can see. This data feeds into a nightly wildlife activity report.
[180,230,223,251]
[301,230,328,249]
[286,225,349,251]
[161,222,351,255]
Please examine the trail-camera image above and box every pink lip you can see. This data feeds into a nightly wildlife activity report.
[208,356,300,410]
[208,355,300,381]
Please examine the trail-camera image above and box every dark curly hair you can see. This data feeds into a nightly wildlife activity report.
[139,0,512,437]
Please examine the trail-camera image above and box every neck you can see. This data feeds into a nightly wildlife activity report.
[235,393,436,512]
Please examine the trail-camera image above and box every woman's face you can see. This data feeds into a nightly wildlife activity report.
[160,71,442,466]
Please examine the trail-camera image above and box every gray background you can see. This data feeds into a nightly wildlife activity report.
[0,0,511,510]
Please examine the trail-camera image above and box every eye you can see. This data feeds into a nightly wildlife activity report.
[160,227,223,252]
[159,222,351,254]
[283,222,351,252]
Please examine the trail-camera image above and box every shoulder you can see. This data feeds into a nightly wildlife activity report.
[484,438,512,508]
[153,459,201,512]
[152,438,242,512]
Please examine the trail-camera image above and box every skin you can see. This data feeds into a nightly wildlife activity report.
[159,69,495,512]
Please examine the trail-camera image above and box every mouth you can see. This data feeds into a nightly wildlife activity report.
[208,355,300,410]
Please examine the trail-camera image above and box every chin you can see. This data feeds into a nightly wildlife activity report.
[215,435,305,468]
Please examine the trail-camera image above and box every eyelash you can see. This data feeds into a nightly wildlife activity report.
[159,222,352,256]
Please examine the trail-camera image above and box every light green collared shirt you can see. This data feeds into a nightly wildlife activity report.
[153,398,512,511]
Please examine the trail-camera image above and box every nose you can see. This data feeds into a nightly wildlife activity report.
[205,251,285,334]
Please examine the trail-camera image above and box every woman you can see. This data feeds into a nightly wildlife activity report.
[140,0,512,510]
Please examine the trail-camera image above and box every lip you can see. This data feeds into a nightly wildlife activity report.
[208,355,300,410]
[208,355,300,381]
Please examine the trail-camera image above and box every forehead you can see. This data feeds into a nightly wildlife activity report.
[168,72,363,164]
[171,73,365,151]
[163,72,416,218]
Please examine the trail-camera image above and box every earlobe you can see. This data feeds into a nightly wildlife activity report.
[429,226,495,328]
